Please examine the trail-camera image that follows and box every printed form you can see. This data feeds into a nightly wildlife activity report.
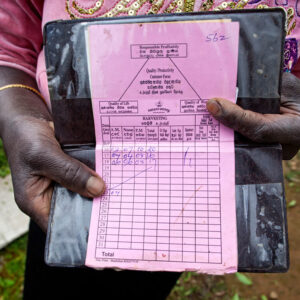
[86,20,239,273]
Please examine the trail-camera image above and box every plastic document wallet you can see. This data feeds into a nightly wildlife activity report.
[44,9,289,272]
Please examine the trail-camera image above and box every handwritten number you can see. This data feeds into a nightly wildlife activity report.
[110,190,120,196]
[206,33,229,42]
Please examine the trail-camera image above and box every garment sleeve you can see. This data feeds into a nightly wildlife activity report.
[291,58,300,79]
[0,0,44,78]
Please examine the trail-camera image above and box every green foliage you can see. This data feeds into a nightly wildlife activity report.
[285,170,300,182]
[235,273,253,286]
[260,295,268,300]
[169,273,230,300]
[0,278,14,288]
[232,293,240,300]
[0,139,10,178]
[0,235,27,300]
[171,273,198,300]
[183,271,193,282]
[287,199,297,208]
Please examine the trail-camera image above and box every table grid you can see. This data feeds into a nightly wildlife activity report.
[96,114,222,264]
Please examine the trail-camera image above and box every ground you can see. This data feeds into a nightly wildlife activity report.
[0,142,300,300]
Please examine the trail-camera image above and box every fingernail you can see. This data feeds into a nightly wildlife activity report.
[207,99,221,116]
[87,176,105,197]
[48,121,55,131]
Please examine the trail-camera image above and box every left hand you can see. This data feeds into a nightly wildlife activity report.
[206,72,300,160]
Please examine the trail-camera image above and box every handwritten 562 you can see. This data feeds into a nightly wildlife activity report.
[206,32,229,42]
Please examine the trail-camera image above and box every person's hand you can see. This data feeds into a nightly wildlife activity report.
[0,68,105,232]
[206,72,300,159]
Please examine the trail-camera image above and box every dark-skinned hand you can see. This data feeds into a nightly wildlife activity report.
[0,67,105,232]
[1,69,299,232]
[207,72,300,160]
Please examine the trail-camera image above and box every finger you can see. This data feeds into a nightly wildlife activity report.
[29,187,52,233]
[206,98,273,143]
[282,72,300,99]
[17,197,50,233]
[48,121,55,131]
[13,176,53,233]
[28,147,105,198]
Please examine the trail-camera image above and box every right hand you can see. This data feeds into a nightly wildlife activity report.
[0,76,105,232]
[206,72,300,159]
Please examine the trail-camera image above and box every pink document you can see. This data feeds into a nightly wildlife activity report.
[85,20,239,274]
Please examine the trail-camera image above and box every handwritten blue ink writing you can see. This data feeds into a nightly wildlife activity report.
[206,33,229,42]
[183,147,192,166]
[111,147,157,166]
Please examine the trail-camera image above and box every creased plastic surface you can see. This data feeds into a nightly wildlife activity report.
[236,183,288,272]
[44,10,289,272]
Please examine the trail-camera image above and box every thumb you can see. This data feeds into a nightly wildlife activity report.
[35,148,105,198]
[206,98,273,143]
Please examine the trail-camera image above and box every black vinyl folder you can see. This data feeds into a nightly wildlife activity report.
[44,9,289,272]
